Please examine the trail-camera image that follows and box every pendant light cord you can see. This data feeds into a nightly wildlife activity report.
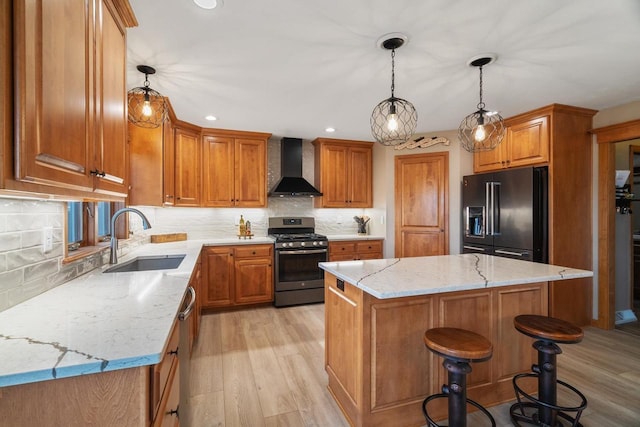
[390,49,396,98]
[477,66,485,110]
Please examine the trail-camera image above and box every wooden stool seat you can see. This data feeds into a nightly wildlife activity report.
[514,314,583,344]
[424,327,493,362]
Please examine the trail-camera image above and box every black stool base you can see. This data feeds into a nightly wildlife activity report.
[422,393,496,427]
[511,373,587,427]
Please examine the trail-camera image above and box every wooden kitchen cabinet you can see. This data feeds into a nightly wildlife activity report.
[201,244,274,309]
[174,125,202,207]
[312,138,373,208]
[129,107,179,206]
[11,0,136,197]
[202,130,271,207]
[475,104,596,326]
[474,115,549,172]
[328,239,383,261]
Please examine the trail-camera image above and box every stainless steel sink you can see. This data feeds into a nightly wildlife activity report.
[103,254,186,273]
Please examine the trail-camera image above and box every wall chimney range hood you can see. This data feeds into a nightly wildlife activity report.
[269,138,322,197]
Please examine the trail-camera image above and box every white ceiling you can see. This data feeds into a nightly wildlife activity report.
[126,0,640,141]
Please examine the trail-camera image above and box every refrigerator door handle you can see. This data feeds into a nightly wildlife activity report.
[495,249,529,257]
[464,245,488,252]
[486,182,492,236]
[492,182,501,235]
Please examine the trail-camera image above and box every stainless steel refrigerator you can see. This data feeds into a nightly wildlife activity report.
[462,166,548,262]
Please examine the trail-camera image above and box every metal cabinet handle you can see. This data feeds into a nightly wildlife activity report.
[178,286,196,321]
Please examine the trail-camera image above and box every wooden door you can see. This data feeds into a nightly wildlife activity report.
[234,257,273,304]
[174,127,201,206]
[202,135,234,207]
[508,116,549,168]
[235,138,267,207]
[318,144,349,207]
[93,0,127,195]
[394,152,449,257]
[202,247,234,308]
[14,0,93,190]
[348,146,373,207]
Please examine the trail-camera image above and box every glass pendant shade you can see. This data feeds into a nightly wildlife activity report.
[127,65,168,129]
[370,35,417,146]
[458,56,505,153]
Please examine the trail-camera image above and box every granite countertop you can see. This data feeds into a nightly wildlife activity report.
[319,254,593,299]
[0,236,274,388]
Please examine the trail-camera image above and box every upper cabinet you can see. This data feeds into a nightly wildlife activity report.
[474,115,549,172]
[202,130,270,208]
[174,125,202,207]
[11,0,136,197]
[312,138,373,208]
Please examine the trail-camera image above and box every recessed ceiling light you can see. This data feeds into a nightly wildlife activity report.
[205,115,217,121]
[325,127,335,133]
[194,0,223,10]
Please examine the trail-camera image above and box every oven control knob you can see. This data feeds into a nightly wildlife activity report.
[313,241,318,246]
[301,242,306,246]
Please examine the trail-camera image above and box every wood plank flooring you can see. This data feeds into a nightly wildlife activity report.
[187,304,640,427]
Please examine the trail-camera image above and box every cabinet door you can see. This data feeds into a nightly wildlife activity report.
[14,0,93,190]
[348,146,373,207]
[234,257,273,304]
[508,116,549,168]
[318,144,349,207]
[202,247,234,308]
[174,127,201,206]
[202,135,234,207]
[235,138,267,207]
[474,141,507,173]
[163,119,175,205]
[128,123,164,206]
[93,0,127,195]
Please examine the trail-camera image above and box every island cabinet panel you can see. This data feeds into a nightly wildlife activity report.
[325,275,548,427]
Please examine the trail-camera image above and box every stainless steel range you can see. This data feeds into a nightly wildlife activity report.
[268,217,328,307]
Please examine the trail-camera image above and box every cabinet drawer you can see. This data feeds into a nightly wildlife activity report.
[152,321,179,418]
[234,244,272,258]
[329,242,356,254]
[356,240,382,253]
[153,360,180,427]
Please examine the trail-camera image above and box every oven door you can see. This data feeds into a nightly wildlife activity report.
[275,248,327,291]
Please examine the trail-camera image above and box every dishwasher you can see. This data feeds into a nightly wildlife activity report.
[178,285,196,426]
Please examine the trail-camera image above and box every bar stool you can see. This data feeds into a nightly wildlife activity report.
[422,327,496,427]
[510,314,588,427]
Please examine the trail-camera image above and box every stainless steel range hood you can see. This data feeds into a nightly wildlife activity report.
[269,138,322,197]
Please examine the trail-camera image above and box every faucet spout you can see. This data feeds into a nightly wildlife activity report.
[109,208,152,264]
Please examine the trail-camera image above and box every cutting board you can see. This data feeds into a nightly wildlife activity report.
[150,233,187,243]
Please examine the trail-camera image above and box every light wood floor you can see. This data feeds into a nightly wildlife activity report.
[186,304,640,427]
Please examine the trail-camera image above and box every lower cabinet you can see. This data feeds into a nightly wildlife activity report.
[151,321,180,427]
[328,239,383,261]
[202,244,274,309]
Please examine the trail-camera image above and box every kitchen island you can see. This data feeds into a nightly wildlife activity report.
[319,254,592,427]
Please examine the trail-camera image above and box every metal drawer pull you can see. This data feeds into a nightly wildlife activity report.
[495,249,528,257]
[178,286,196,321]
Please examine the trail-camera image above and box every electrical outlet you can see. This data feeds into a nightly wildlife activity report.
[380,215,385,225]
[43,226,53,253]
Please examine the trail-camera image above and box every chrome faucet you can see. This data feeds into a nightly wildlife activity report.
[109,208,152,264]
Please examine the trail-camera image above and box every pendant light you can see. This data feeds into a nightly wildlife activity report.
[458,55,505,152]
[370,34,417,146]
[127,65,168,128]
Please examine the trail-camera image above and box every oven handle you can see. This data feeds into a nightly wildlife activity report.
[277,249,328,255]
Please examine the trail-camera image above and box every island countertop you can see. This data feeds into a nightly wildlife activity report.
[319,254,593,299]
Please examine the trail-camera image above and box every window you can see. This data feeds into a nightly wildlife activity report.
[66,201,122,254]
